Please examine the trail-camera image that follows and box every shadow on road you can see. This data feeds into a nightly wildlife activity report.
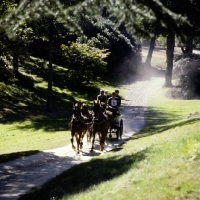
[17,148,149,200]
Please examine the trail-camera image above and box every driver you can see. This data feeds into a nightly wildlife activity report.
[97,89,107,104]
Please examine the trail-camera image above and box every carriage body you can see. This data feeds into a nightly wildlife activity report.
[108,114,123,140]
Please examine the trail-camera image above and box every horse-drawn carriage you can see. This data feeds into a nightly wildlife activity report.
[99,102,123,141]
[108,116,123,141]
[69,101,123,153]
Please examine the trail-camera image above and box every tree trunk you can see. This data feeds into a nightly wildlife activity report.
[46,19,53,111]
[164,32,175,87]
[185,36,193,54]
[145,34,156,67]
[181,36,193,54]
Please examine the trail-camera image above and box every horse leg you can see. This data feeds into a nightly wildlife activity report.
[87,131,90,142]
[87,129,92,142]
[80,131,85,150]
[100,129,108,151]
[99,133,104,151]
[70,132,76,151]
[75,134,80,154]
[90,131,95,153]
[88,127,93,142]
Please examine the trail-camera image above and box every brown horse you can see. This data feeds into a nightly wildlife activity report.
[80,103,93,142]
[90,101,109,152]
[70,103,86,153]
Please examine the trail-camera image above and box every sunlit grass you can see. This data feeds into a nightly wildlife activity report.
[18,118,200,200]
[0,116,71,158]
[141,46,167,68]
[18,84,200,200]
[147,87,200,119]
[0,56,125,161]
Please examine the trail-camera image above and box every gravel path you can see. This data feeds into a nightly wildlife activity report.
[0,75,164,200]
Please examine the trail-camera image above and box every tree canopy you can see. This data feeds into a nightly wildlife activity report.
[0,0,189,38]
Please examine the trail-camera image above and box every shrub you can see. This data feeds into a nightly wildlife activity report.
[173,53,200,79]
[178,69,200,99]
[61,42,109,83]
[78,15,142,74]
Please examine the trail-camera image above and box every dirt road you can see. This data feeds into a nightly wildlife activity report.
[0,75,164,200]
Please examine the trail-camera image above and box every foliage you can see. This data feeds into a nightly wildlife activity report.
[178,69,200,99]
[0,0,16,18]
[171,53,200,99]
[78,15,142,73]
[0,1,33,82]
[173,53,200,78]
[0,0,189,39]
[61,42,109,83]
[156,35,167,47]
[0,55,123,160]
[0,63,14,83]
[162,0,200,49]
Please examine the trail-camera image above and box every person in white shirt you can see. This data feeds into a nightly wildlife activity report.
[107,92,120,117]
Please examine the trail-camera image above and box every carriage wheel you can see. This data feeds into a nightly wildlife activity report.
[119,119,123,139]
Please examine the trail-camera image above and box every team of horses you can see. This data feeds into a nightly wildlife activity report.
[69,101,117,154]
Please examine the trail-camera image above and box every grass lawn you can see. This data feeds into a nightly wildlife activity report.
[0,57,126,162]
[2,45,200,199]
[18,83,200,200]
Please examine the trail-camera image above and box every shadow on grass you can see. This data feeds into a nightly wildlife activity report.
[18,148,148,200]
[14,113,72,132]
[145,106,180,126]
[132,117,200,140]
[121,105,198,141]
[0,57,117,124]
[121,105,180,133]
[0,150,41,163]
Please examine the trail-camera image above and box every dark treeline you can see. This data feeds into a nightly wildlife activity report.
[0,0,200,111]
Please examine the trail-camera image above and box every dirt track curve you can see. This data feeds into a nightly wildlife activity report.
[0,74,164,200]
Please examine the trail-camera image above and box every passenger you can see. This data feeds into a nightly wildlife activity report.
[97,89,107,104]
[104,90,110,100]
[115,89,121,107]
[107,92,120,118]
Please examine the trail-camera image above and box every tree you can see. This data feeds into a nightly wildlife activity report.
[0,0,188,38]
[78,15,141,74]
[145,34,156,67]
[161,0,200,87]
[0,0,189,109]
[61,42,109,83]
[164,31,175,87]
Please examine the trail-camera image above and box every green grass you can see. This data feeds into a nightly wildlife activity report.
[145,87,200,126]
[18,84,200,200]
[141,46,167,68]
[2,47,200,199]
[0,56,125,162]
[0,114,70,162]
